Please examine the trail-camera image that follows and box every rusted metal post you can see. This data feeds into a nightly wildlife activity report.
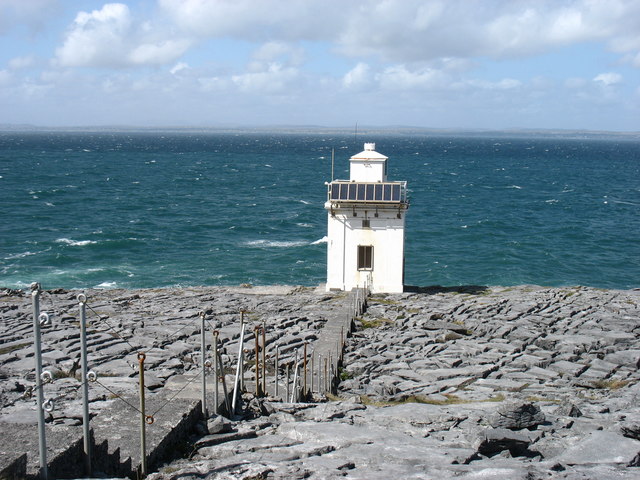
[254,325,260,396]
[261,323,266,395]
[303,342,308,397]
[311,351,315,393]
[285,364,290,401]
[329,353,333,394]
[216,349,231,416]
[274,345,279,397]
[200,312,207,419]
[213,330,219,415]
[324,357,328,393]
[138,352,147,477]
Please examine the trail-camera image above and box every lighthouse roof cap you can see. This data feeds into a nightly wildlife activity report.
[350,142,388,161]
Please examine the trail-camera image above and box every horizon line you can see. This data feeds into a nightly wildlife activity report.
[0,123,639,137]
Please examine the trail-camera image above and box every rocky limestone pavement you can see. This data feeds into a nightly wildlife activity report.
[0,285,331,477]
[2,284,640,479]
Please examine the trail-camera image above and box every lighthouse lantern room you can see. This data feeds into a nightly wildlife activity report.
[325,143,409,293]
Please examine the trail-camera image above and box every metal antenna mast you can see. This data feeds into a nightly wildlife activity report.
[331,148,335,181]
[354,121,358,147]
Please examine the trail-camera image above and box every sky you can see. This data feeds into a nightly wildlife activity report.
[0,0,639,131]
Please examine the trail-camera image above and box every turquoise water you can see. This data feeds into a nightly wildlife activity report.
[1,131,638,290]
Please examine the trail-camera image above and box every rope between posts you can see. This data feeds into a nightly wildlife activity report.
[149,365,204,417]
[86,301,213,356]
[205,318,218,334]
[85,303,140,352]
[93,378,143,415]
[157,320,199,345]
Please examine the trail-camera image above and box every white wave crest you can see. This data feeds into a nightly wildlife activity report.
[56,238,97,246]
[245,239,308,248]
[5,250,38,260]
[312,236,328,244]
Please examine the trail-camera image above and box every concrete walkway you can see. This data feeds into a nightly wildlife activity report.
[306,288,366,396]
[242,287,368,401]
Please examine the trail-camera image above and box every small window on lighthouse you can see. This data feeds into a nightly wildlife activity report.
[357,245,373,270]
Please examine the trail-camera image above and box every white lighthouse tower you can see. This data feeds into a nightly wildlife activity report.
[325,143,409,293]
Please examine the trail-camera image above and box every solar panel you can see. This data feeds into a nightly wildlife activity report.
[366,184,374,201]
[328,181,406,204]
[392,184,400,201]
[348,184,357,200]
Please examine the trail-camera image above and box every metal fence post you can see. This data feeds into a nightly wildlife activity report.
[311,351,315,394]
[199,312,207,419]
[274,345,279,397]
[138,352,147,477]
[240,311,246,392]
[303,342,308,398]
[232,323,246,414]
[291,361,299,403]
[261,323,266,395]
[78,294,91,476]
[216,349,231,416]
[254,325,260,396]
[31,283,48,480]
[285,364,290,402]
[329,353,333,394]
[324,357,328,393]
[318,354,323,394]
[213,330,219,415]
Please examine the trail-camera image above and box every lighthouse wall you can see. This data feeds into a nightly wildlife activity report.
[326,208,406,293]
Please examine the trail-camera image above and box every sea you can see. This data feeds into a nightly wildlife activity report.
[1,130,638,291]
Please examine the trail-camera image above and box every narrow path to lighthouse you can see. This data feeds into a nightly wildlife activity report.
[240,287,369,401]
[308,287,368,396]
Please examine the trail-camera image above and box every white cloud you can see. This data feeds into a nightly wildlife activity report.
[159,0,640,66]
[129,39,191,65]
[198,76,230,92]
[565,77,587,89]
[252,42,305,67]
[159,0,336,41]
[0,69,12,86]
[170,62,189,75]
[378,65,447,90]
[0,0,58,34]
[231,63,300,94]
[8,55,35,70]
[54,3,190,68]
[55,3,131,67]
[3,0,639,130]
[343,62,372,89]
[621,52,640,68]
[593,72,622,86]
